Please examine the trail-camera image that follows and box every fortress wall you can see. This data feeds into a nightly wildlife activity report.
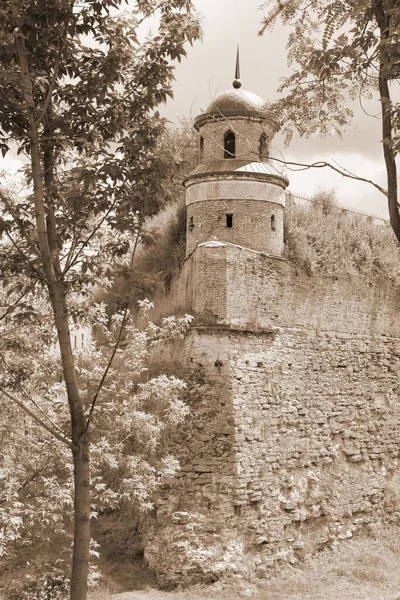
[212,327,400,576]
[170,245,228,319]
[143,246,400,585]
[144,325,400,585]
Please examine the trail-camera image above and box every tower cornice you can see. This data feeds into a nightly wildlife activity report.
[183,166,289,190]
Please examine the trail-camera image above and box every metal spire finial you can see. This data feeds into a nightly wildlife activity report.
[233,45,242,89]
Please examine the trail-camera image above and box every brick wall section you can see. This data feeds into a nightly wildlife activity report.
[198,117,275,162]
[181,244,400,337]
[186,200,284,255]
[193,246,228,320]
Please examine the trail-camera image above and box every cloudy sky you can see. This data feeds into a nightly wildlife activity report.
[1,0,396,219]
[162,0,395,219]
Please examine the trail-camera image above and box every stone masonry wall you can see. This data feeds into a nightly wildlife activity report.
[143,326,400,585]
[142,246,400,586]
[219,327,400,574]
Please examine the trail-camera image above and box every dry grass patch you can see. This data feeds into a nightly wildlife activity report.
[284,193,400,281]
[259,527,400,600]
[88,526,400,600]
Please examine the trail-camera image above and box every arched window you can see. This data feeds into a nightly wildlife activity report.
[259,133,268,161]
[271,214,276,231]
[200,136,204,160]
[224,131,236,159]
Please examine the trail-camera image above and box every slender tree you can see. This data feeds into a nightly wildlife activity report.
[259,0,400,240]
[0,283,192,599]
[0,2,201,599]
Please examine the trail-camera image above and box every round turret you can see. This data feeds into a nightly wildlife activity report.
[184,54,289,257]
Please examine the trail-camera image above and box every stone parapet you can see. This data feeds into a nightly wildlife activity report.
[176,244,400,338]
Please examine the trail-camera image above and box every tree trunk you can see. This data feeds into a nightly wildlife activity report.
[48,279,91,600]
[374,0,400,243]
[71,433,91,600]
[12,2,91,598]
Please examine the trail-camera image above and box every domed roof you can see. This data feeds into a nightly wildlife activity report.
[195,88,268,126]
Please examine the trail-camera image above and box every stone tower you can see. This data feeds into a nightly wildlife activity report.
[184,52,288,256]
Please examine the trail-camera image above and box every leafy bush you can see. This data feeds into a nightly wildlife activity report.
[7,567,70,600]
[0,295,192,599]
[94,118,197,316]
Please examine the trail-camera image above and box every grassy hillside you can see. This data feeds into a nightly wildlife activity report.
[284,193,400,281]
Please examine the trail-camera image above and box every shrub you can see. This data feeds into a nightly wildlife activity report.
[139,198,187,292]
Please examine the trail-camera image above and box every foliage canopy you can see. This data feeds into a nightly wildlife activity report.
[260,0,400,242]
[0,1,201,598]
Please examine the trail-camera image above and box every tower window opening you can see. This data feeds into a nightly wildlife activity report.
[224,131,236,159]
[189,216,195,232]
[226,214,233,228]
[259,133,269,160]
[271,214,276,231]
[200,136,204,160]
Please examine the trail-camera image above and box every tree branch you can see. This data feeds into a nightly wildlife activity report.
[35,0,76,127]
[62,196,119,278]
[85,226,142,431]
[269,156,388,196]
[0,386,72,448]
[259,0,297,35]
[4,231,47,282]
[1,354,70,442]
[0,282,36,322]
[0,464,47,505]
[0,190,41,259]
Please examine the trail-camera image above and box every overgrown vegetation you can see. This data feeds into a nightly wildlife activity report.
[285,191,400,281]
[0,295,192,600]
[94,119,198,317]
